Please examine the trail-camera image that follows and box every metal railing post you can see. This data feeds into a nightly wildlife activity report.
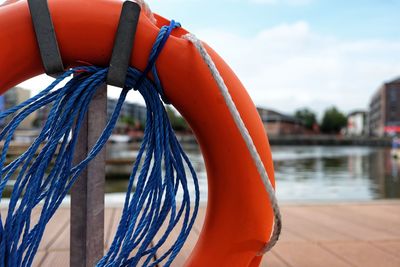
[70,84,107,266]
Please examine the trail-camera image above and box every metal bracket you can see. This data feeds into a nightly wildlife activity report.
[28,0,65,77]
[107,1,141,88]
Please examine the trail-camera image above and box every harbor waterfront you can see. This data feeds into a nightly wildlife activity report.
[2,141,399,202]
[104,143,400,203]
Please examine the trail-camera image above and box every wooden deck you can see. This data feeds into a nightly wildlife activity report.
[3,201,400,267]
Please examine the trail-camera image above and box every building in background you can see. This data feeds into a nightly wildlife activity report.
[347,110,367,136]
[107,98,147,134]
[36,105,51,128]
[257,107,308,136]
[34,98,148,132]
[107,98,146,123]
[368,78,400,137]
[1,87,34,129]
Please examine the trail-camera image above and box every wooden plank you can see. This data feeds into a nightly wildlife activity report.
[153,206,203,267]
[281,207,350,241]
[9,201,400,266]
[192,204,206,234]
[278,227,307,242]
[50,209,70,250]
[51,208,115,252]
[40,250,69,267]
[170,225,200,267]
[32,251,46,267]
[0,207,56,265]
[272,242,353,267]
[49,222,69,251]
[127,246,156,266]
[312,205,400,237]
[104,207,116,249]
[286,206,398,241]
[260,251,291,267]
[322,241,400,267]
[104,208,121,251]
[276,207,307,242]
[1,206,42,223]
[372,241,400,259]
[104,207,154,265]
[105,207,121,250]
[38,208,69,250]
[379,205,400,220]
[344,204,400,222]
[70,85,107,267]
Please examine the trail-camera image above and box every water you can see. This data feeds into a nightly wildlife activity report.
[106,145,400,203]
[272,146,400,202]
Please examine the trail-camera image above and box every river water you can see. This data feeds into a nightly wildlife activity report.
[106,144,400,203]
[272,146,400,202]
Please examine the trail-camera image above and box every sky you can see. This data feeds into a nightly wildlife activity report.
[4,0,400,116]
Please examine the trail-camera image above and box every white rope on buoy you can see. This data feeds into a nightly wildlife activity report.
[132,0,281,255]
[183,33,282,255]
[134,0,157,24]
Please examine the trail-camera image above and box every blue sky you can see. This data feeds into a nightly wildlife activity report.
[4,0,400,116]
[149,0,400,41]
[146,0,400,116]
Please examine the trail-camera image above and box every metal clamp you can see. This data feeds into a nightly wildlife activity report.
[28,0,65,77]
[107,1,141,88]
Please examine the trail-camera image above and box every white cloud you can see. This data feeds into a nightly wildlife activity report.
[14,20,400,116]
[196,21,400,115]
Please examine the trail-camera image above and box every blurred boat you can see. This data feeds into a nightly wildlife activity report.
[392,149,400,159]
[392,137,400,159]
[109,134,132,143]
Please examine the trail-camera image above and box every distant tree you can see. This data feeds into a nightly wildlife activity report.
[166,106,189,132]
[120,116,135,126]
[294,108,317,130]
[320,107,347,134]
[137,121,145,131]
[120,116,144,130]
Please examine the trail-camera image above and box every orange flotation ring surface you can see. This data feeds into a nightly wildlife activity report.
[0,1,276,266]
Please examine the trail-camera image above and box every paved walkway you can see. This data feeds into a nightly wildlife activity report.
[2,201,400,267]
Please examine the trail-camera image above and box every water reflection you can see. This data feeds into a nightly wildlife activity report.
[104,145,400,202]
[271,146,400,202]
[369,149,400,199]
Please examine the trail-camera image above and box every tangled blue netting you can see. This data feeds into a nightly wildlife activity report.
[0,20,199,267]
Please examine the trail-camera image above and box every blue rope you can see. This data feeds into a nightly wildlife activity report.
[0,21,199,267]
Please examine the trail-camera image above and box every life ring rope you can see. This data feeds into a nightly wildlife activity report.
[0,20,200,266]
[183,33,282,254]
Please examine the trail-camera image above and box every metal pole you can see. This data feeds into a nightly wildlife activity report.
[70,84,107,266]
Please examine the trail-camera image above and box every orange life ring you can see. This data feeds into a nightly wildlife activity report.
[0,1,276,266]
